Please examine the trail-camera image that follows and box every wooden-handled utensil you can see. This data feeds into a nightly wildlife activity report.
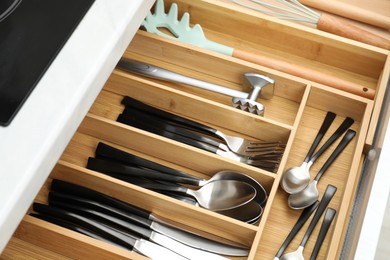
[142,0,376,99]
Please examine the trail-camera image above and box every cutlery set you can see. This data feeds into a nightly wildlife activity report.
[31,179,250,259]
[275,111,355,259]
[87,142,267,224]
[118,96,285,172]
[281,111,355,208]
[279,185,337,260]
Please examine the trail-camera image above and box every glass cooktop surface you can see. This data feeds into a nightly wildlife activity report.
[0,0,95,126]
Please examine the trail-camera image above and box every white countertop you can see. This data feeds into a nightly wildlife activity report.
[0,0,154,252]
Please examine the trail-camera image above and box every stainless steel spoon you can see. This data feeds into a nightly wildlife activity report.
[189,170,267,206]
[280,185,336,260]
[274,201,319,260]
[217,200,263,223]
[281,114,354,194]
[87,156,257,211]
[140,179,256,211]
[281,112,335,194]
[288,129,356,209]
[95,142,268,205]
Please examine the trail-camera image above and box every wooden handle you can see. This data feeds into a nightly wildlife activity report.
[299,0,390,30]
[232,49,375,99]
[317,13,390,49]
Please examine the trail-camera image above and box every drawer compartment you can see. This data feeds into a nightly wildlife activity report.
[5,0,389,259]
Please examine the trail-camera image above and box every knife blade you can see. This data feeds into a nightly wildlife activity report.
[51,179,249,256]
[48,192,228,260]
[32,203,187,260]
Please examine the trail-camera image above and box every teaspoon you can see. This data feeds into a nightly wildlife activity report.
[281,114,354,194]
[280,185,337,260]
[288,129,356,209]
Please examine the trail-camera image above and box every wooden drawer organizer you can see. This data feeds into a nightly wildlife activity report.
[6,0,390,259]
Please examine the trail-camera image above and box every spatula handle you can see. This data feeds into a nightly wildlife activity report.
[232,49,375,99]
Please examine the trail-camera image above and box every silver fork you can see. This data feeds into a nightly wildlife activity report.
[117,112,282,172]
[122,96,285,158]
[214,130,285,156]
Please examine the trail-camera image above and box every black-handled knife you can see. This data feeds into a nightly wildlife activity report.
[48,194,228,260]
[50,179,249,256]
[32,203,187,260]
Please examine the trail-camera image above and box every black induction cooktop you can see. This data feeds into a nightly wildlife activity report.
[0,0,95,126]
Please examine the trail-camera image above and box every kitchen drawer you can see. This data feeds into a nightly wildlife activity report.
[4,0,390,259]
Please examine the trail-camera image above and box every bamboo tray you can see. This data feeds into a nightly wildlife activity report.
[4,0,390,259]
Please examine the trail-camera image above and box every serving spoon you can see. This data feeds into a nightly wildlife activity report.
[281,113,354,194]
[95,142,268,205]
[288,130,356,209]
[87,157,256,211]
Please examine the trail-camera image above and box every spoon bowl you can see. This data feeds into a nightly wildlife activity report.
[203,170,267,205]
[279,245,304,260]
[288,181,319,209]
[280,162,311,194]
[188,180,256,211]
[281,112,336,194]
[217,200,263,223]
[288,129,356,209]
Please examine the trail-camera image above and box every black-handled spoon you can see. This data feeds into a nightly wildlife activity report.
[280,184,337,260]
[310,208,336,260]
[96,142,198,180]
[274,201,319,259]
[288,129,356,209]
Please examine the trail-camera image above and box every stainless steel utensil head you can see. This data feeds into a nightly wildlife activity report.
[232,98,265,116]
[232,73,274,115]
[244,73,274,100]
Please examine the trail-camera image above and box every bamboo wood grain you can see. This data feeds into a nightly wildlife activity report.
[233,49,376,99]
[13,216,144,259]
[299,0,390,29]
[317,13,390,49]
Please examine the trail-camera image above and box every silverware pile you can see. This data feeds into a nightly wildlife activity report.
[86,142,267,224]
[31,180,250,259]
[117,96,285,172]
